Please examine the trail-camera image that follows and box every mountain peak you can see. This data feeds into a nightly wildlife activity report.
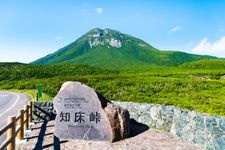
[83,28,123,48]
[89,28,120,34]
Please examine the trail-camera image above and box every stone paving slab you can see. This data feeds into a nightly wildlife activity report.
[18,121,204,150]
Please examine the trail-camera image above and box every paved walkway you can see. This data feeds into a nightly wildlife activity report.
[18,121,204,150]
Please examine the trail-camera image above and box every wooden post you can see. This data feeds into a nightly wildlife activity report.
[24,105,28,130]
[17,109,24,140]
[26,105,29,129]
[29,101,33,123]
[7,116,16,150]
[36,93,38,101]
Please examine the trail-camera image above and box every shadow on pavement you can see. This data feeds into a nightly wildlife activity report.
[33,120,48,149]
[29,120,67,150]
[129,118,149,137]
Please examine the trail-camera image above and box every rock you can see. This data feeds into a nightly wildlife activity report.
[156,105,174,131]
[205,117,223,134]
[53,81,130,142]
[219,119,225,131]
[213,135,225,150]
[104,103,130,142]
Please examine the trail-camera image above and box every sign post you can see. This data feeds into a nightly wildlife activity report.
[37,84,43,101]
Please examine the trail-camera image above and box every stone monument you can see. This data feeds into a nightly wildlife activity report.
[53,81,130,142]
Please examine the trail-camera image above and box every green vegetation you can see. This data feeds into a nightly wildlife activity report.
[0,63,117,81]
[1,60,225,116]
[181,59,225,69]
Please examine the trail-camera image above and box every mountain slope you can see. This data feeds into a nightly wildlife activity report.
[32,28,218,67]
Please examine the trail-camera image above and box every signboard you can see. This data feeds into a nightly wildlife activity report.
[53,82,112,141]
[37,84,42,98]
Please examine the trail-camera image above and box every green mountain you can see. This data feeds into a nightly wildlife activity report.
[32,28,218,67]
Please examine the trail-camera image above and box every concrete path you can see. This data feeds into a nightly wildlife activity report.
[18,120,204,150]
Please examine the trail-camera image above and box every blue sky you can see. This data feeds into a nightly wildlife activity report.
[1,0,225,63]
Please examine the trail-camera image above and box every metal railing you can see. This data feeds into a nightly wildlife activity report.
[0,101,33,150]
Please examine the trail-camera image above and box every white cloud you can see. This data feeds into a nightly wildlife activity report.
[96,7,103,14]
[169,26,181,33]
[56,36,62,40]
[191,36,225,57]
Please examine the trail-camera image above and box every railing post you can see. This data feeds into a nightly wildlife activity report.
[29,101,33,123]
[7,116,16,150]
[24,105,28,130]
[26,105,29,129]
[17,109,24,140]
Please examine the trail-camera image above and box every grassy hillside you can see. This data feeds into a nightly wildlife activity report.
[1,63,225,116]
[181,59,225,69]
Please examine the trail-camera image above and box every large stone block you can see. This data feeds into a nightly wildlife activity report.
[53,81,130,142]
[104,103,130,141]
